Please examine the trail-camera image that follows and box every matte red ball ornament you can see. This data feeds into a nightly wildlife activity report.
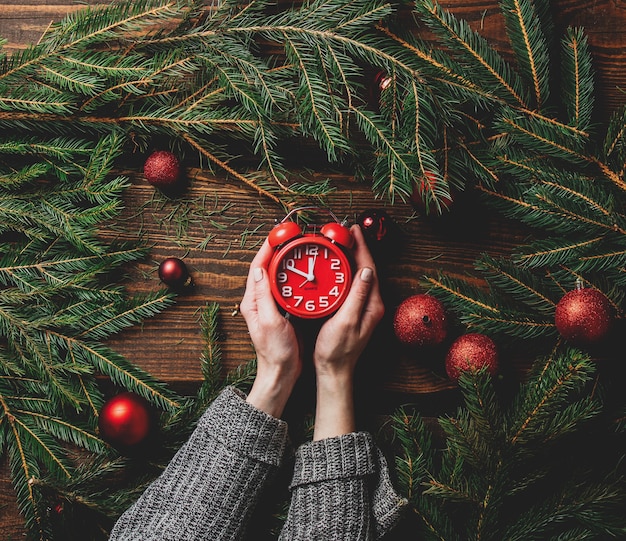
[445,333,498,381]
[158,257,191,288]
[143,150,181,189]
[555,287,612,344]
[98,392,151,447]
[394,294,448,347]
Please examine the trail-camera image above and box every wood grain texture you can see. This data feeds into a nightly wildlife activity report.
[0,0,625,537]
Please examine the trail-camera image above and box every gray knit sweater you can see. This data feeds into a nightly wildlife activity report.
[109,387,407,540]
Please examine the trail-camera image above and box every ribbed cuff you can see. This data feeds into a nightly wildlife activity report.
[290,432,376,488]
[198,387,289,466]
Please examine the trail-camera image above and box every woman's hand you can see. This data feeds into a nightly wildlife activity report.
[239,238,302,418]
[312,225,384,439]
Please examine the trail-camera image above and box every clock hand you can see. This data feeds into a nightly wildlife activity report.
[285,260,310,279]
[299,255,318,287]
[306,254,317,281]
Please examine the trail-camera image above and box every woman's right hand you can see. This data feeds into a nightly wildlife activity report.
[311,225,384,439]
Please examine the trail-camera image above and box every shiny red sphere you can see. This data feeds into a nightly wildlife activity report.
[98,392,151,447]
[158,257,190,287]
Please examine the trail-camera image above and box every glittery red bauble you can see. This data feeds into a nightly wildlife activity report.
[143,150,181,188]
[555,288,612,344]
[98,392,151,447]
[445,333,498,381]
[394,294,448,347]
[158,257,191,288]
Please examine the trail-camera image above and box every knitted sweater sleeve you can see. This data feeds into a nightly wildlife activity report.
[278,432,408,540]
[108,387,288,541]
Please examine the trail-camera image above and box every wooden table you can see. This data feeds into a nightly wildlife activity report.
[0,0,624,537]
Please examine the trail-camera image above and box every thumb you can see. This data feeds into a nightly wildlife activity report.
[252,267,282,320]
[336,267,374,319]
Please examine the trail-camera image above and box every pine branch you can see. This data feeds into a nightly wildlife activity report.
[500,0,551,109]
[413,0,528,108]
[507,349,596,446]
[561,27,595,131]
[392,351,625,539]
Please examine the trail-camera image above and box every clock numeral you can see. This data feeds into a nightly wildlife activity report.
[329,286,340,297]
[282,286,293,297]
[305,245,319,256]
[292,248,303,259]
[319,296,329,308]
[335,272,345,284]
[305,300,316,311]
[277,272,288,283]
[294,296,304,307]
[330,258,341,270]
[282,258,297,270]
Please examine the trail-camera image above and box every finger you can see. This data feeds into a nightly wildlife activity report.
[350,225,376,271]
[242,238,274,316]
[247,238,274,282]
[252,266,284,322]
[334,266,375,323]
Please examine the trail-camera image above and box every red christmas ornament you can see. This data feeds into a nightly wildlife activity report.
[143,150,181,189]
[358,209,394,243]
[158,257,191,288]
[367,70,394,110]
[98,392,151,447]
[393,294,448,347]
[409,170,453,214]
[555,287,612,344]
[374,70,393,92]
[445,333,498,381]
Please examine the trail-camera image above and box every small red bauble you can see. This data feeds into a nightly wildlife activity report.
[143,150,181,189]
[555,287,612,344]
[409,171,453,214]
[158,257,191,288]
[445,333,498,381]
[394,294,448,347]
[374,71,393,92]
[98,392,151,447]
[367,71,394,109]
[358,209,393,243]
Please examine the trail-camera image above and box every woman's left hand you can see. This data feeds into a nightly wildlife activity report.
[239,238,302,418]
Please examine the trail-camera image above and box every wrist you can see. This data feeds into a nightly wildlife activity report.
[313,377,355,440]
[246,364,298,418]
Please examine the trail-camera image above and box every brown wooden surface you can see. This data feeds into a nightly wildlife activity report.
[1,0,625,537]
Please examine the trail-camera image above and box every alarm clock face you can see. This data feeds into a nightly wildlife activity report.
[269,235,352,319]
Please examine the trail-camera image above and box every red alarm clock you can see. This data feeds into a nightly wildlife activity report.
[268,208,354,319]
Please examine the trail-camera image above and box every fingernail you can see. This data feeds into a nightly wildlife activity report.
[361,267,373,282]
[253,267,263,282]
